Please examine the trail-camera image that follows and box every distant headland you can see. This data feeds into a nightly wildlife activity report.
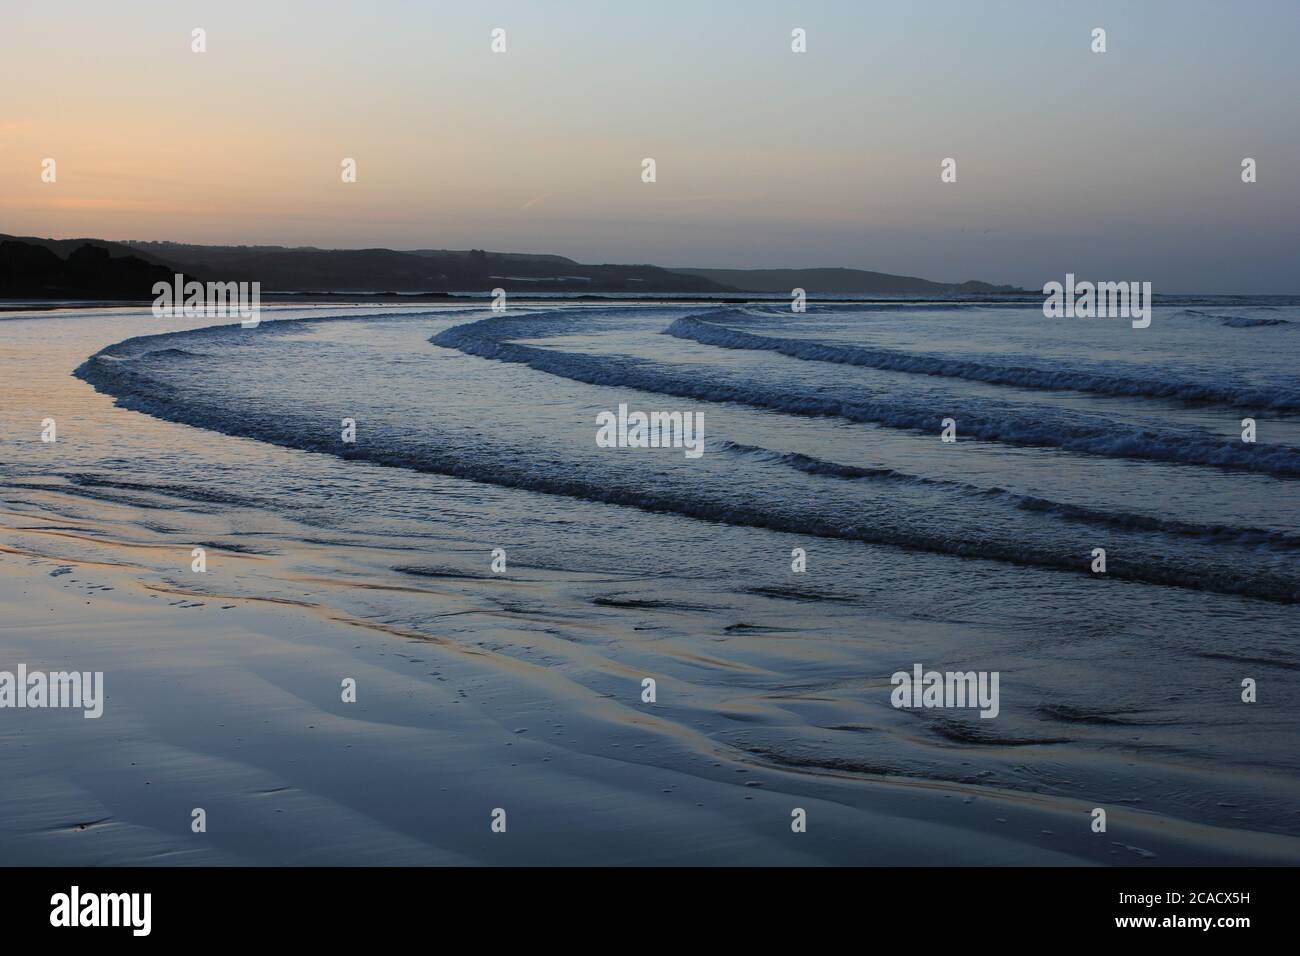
[0,233,1025,300]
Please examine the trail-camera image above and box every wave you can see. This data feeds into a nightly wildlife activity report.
[431,312,1300,476]
[715,440,1300,549]
[141,347,203,360]
[1194,651,1300,671]
[72,314,1300,604]
[666,314,1300,410]
[1035,705,1155,726]
[745,585,857,603]
[1173,309,1295,329]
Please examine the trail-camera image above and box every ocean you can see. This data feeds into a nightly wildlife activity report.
[2,297,1298,863]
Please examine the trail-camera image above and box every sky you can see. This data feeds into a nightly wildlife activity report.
[2,0,1298,292]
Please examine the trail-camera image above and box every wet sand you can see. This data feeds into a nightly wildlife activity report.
[3,546,1297,866]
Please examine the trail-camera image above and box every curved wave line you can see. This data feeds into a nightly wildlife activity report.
[667,314,1300,411]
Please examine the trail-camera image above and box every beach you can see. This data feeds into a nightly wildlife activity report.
[2,301,1298,865]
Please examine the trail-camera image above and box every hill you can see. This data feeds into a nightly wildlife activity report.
[672,266,1023,295]
[119,242,728,294]
[0,234,1023,298]
[0,239,176,299]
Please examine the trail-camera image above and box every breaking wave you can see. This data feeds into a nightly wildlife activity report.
[666,313,1300,410]
[71,307,1300,604]
[433,311,1300,475]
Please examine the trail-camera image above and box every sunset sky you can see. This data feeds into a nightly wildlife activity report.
[2,0,1297,291]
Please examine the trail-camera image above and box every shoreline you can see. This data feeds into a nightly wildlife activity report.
[7,291,1299,317]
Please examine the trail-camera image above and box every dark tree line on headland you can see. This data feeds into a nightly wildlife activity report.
[0,240,176,298]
